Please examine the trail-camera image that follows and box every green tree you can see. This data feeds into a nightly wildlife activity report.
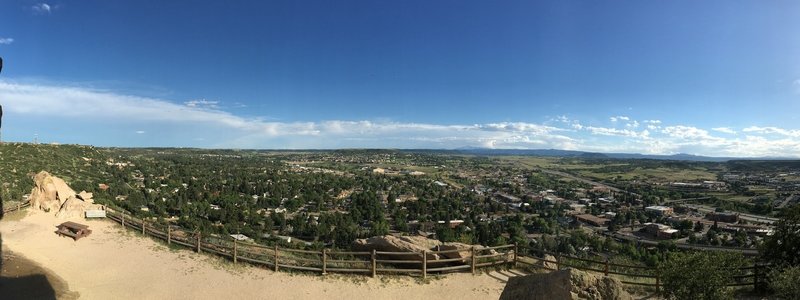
[658,251,744,300]
[768,266,800,300]
[761,205,800,267]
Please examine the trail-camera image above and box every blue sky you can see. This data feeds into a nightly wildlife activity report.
[1,1,799,156]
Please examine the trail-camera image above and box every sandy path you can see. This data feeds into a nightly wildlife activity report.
[0,210,506,300]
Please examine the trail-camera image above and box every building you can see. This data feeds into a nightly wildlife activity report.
[569,204,587,213]
[706,212,739,223]
[645,206,674,216]
[645,223,678,239]
[575,214,610,227]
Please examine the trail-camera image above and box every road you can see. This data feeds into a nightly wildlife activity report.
[683,204,778,225]
[598,230,760,256]
[537,168,640,197]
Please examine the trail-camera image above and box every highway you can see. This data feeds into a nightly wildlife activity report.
[598,230,760,256]
[683,204,778,225]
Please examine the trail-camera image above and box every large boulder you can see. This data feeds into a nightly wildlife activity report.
[539,254,558,270]
[29,171,100,219]
[499,268,633,300]
[354,235,442,261]
[29,171,76,212]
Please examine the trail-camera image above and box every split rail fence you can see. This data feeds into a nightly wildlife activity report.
[103,208,767,294]
[4,202,766,294]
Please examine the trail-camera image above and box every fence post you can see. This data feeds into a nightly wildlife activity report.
[556,254,561,270]
[121,214,125,229]
[753,263,760,293]
[422,250,427,279]
[142,220,146,235]
[471,246,477,274]
[513,243,518,268]
[274,245,279,272]
[167,226,171,245]
[371,249,377,278]
[604,258,609,276]
[656,273,661,295]
[196,232,201,253]
[233,239,238,264]
[322,249,327,275]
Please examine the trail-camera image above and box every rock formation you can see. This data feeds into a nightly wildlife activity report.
[353,235,495,263]
[354,235,443,261]
[28,171,101,219]
[499,268,633,300]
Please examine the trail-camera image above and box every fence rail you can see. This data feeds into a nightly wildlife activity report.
[2,200,31,214]
[104,209,515,279]
[7,203,765,294]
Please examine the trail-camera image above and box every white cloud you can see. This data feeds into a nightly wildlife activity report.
[32,3,52,14]
[625,120,640,129]
[1,80,799,157]
[711,127,737,134]
[0,38,13,45]
[662,126,715,140]
[585,126,649,138]
[742,126,800,137]
[184,99,219,109]
[610,116,629,122]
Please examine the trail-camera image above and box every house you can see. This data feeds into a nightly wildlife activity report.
[569,204,587,213]
[230,234,252,242]
[706,212,739,223]
[645,223,678,239]
[645,206,674,216]
[575,214,610,227]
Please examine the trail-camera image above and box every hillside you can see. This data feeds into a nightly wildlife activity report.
[0,143,112,203]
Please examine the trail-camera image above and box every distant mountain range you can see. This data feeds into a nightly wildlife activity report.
[444,147,798,162]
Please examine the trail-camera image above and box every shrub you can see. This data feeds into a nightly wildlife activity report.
[658,251,744,300]
[769,266,800,300]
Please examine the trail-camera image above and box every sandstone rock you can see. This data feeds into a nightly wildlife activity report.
[29,171,99,219]
[29,171,76,212]
[499,268,633,300]
[540,254,558,270]
[354,235,442,261]
[77,191,94,203]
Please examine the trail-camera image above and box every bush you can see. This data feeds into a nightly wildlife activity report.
[769,266,800,300]
[761,205,800,267]
[658,251,744,300]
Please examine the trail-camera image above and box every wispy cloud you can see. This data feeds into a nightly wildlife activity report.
[742,126,800,137]
[184,99,220,110]
[0,38,13,45]
[610,116,629,122]
[32,3,53,14]
[793,79,800,94]
[712,127,737,134]
[1,80,799,157]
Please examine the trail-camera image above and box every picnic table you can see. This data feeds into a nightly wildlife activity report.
[55,221,92,241]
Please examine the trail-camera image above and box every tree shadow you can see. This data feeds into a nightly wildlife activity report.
[1,184,59,299]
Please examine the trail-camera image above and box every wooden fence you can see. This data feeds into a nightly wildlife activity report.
[3,202,764,294]
[104,209,515,279]
[2,200,31,214]
[102,208,767,294]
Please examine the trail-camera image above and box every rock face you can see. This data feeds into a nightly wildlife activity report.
[353,235,443,261]
[29,171,76,212]
[499,268,633,300]
[353,236,496,264]
[28,171,100,219]
[540,254,558,270]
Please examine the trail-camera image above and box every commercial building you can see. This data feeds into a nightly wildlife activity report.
[645,206,674,216]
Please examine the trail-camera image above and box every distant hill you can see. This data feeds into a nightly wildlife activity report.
[447,148,797,162]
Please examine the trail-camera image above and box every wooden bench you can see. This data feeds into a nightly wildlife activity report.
[55,221,92,241]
